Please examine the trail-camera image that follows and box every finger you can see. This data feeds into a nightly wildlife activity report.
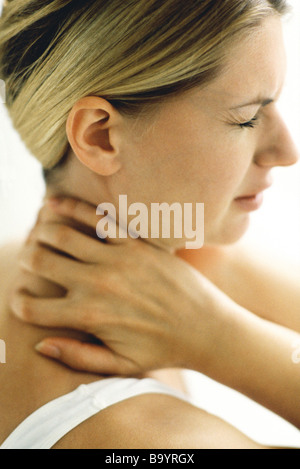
[33,222,110,264]
[10,290,111,333]
[46,197,99,230]
[35,338,141,376]
[19,243,81,287]
[10,290,83,329]
[35,203,62,224]
[47,197,132,245]
[22,207,52,248]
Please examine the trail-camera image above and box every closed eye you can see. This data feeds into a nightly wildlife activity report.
[238,116,259,129]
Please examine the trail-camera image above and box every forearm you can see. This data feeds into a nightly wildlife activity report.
[200,298,300,429]
[12,198,300,424]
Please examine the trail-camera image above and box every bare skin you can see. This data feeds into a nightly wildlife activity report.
[0,244,267,449]
[2,211,299,448]
[177,243,300,334]
[1,16,299,449]
[9,198,300,426]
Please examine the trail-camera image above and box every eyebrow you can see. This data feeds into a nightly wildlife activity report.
[230,98,274,110]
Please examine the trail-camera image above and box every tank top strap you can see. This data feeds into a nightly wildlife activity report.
[0,377,190,449]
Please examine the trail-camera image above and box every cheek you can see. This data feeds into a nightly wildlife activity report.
[177,134,251,204]
[129,115,252,212]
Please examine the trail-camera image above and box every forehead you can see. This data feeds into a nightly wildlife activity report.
[194,16,286,108]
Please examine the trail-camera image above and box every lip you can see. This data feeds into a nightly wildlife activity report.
[234,192,264,212]
[234,180,273,212]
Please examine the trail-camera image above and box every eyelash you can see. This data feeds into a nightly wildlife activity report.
[238,116,259,129]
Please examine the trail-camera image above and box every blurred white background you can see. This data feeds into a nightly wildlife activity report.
[0,0,299,448]
[241,0,300,269]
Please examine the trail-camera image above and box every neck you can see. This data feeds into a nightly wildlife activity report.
[45,153,112,207]
[45,154,177,255]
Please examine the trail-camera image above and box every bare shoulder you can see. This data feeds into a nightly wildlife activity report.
[52,393,266,449]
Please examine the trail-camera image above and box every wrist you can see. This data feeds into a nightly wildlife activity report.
[176,274,241,375]
[186,285,252,379]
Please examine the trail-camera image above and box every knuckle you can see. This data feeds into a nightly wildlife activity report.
[38,205,52,222]
[65,198,79,216]
[96,271,121,294]
[28,246,45,271]
[52,224,70,246]
[17,295,34,322]
[83,265,128,298]
[76,303,100,329]
[85,265,107,289]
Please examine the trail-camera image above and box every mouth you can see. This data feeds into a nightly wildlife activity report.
[234,192,264,212]
[234,182,272,212]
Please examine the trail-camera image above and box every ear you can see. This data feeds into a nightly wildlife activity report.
[66,96,123,176]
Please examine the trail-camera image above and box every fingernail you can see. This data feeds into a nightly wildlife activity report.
[35,342,61,359]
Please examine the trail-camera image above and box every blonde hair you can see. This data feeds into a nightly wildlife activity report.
[0,0,288,170]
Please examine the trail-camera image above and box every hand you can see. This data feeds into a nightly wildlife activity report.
[10,197,229,376]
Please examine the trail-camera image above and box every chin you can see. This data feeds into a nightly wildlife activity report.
[206,214,251,246]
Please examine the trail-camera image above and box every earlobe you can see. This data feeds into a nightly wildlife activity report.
[66,97,122,176]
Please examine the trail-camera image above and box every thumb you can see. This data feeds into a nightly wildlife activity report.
[35,338,140,376]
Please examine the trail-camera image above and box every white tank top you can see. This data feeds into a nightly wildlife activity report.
[0,377,190,449]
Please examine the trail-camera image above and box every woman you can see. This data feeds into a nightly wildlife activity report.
[0,0,299,449]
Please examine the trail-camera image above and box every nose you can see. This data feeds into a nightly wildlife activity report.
[254,108,300,169]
